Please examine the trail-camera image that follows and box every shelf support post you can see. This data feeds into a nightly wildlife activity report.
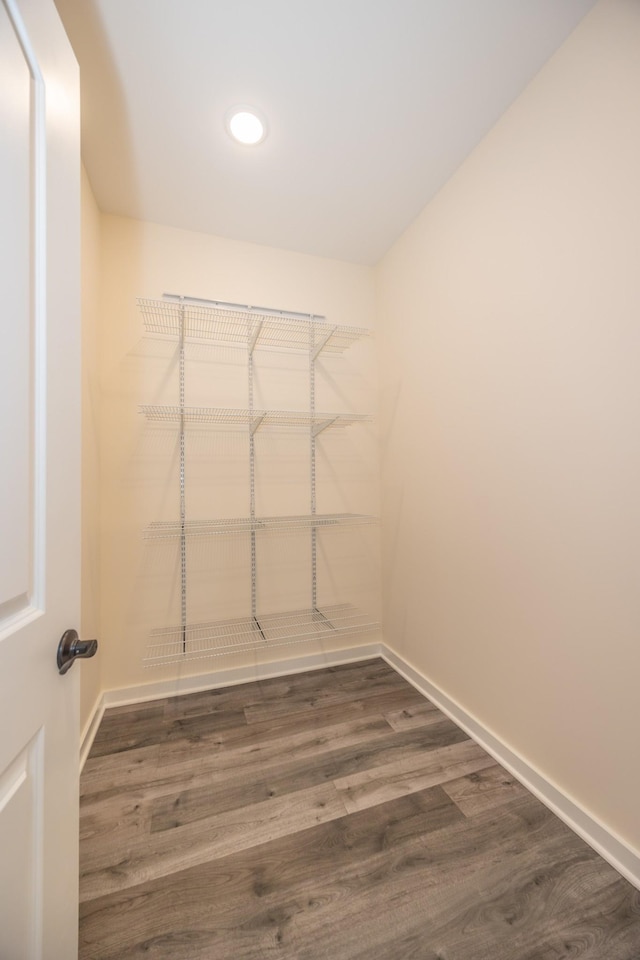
[250,413,265,435]
[248,313,259,625]
[310,324,318,612]
[312,326,337,361]
[248,319,263,354]
[312,417,338,437]
[179,299,187,654]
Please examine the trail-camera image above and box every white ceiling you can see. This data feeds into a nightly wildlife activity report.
[55,0,597,265]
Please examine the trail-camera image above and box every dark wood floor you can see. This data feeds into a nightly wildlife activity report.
[79,658,640,959]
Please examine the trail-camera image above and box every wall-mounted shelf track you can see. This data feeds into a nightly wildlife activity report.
[138,294,379,665]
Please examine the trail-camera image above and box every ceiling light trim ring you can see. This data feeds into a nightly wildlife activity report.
[225,105,268,146]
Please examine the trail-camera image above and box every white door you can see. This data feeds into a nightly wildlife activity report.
[0,0,81,957]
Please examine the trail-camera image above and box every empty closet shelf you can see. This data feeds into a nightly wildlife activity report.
[143,514,379,539]
[139,405,371,432]
[138,297,370,355]
[144,604,380,666]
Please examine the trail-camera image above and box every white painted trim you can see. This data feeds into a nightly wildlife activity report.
[381,644,640,892]
[100,643,383,710]
[79,695,105,773]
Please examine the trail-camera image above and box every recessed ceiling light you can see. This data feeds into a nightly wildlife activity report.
[225,106,268,146]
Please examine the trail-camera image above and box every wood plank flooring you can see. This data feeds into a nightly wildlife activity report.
[79,658,640,959]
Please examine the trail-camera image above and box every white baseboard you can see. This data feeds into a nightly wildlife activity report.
[381,644,640,892]
[79,695,106,773]
[100,643,383,710]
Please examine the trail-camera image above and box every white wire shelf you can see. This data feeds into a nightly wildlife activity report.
[139,405,371,433]
[145,603,380,666]
[138,298,370,355]
[143,513,378,540]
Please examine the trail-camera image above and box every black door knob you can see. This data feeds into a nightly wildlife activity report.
[57,629,98,675]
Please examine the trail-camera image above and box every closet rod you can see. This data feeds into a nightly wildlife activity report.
[163,292,326,323]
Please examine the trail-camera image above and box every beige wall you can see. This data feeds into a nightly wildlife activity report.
[98,216,380,692]
[80,166,102,732]
[377,0,640,852]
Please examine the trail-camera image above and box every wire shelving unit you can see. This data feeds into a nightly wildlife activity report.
[138,294,378,665]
